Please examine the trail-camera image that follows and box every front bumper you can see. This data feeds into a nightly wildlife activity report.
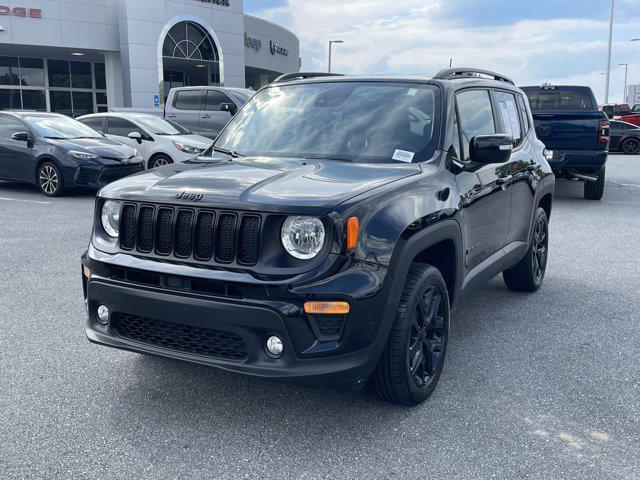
[82,251,391,385]
[68,163,144,189]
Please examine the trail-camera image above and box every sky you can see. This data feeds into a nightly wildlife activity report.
[243,0,640,104]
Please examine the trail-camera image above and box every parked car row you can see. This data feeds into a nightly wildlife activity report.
[0,86,253,196]
[0,111,144,196]
[77,113,213,169]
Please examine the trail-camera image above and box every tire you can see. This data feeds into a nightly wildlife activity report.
[148,154,173,169]
[503,208,549,292]
[371,264,450,405]
[584,166,605,200]
[37,161,65,197]
[621,138,640,155]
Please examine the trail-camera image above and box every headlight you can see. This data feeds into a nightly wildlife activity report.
[281,216,326,259]
[173,141,203,154]
[69,150,99,160]
[101,200,121,238]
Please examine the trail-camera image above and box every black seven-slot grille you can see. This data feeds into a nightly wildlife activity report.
[118,203,262,266]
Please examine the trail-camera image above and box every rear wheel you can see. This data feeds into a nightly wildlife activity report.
[584,167,605,200]
[38,161,65,197]
[622,138,640,155]
[149,154,173,169]
[503,207,549,292]
[371,264,450,405]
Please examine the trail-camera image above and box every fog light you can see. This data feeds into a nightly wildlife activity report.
[265,335,284,358]
[97,305,109,325]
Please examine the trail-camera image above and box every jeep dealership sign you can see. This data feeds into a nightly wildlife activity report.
[270,41,289,56]
[0,6,42,17]
[194,0,230,6]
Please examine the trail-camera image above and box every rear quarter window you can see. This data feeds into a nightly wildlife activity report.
[524,88,595,111]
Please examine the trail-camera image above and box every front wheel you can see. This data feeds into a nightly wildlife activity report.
[622,138,640,155]
[371,264,450,405]
[148,154,173,169]
[38,161,65,197]
[584,167,605,200]
[503,207,549,292]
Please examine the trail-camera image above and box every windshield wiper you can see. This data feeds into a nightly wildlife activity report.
[213,146,244,158]
[298,153,353,162]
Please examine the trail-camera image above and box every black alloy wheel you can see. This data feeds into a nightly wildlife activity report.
[531,214,548,283]
[622,138,640,155]
[372,264,450,405]
[408,285,447,388]
[503,207,549,292]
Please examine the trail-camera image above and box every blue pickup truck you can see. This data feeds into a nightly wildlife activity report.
[521,85,609,200]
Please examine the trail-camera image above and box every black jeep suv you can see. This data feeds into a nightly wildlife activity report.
[82,69,555,405]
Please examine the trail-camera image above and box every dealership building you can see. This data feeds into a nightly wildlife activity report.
[0,0,300,115]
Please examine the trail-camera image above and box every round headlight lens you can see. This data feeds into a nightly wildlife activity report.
[101,200,121,238]
[281,216,326,260]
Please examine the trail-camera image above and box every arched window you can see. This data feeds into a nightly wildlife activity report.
[161,21,221,96]
[162,21,219,62]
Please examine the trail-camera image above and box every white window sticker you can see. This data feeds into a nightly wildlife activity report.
[407,88,418,96]
[393,149,415,163]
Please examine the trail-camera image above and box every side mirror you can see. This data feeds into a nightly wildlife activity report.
[12,131,29,142]
[220,103,238,116]
[128,131,143,144]
[602,106,614,119]
[469,134,513,165]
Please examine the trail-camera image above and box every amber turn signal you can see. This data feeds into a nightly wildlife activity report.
[304,301,350,315]
[347,216,359,250]
[83,265,91,279]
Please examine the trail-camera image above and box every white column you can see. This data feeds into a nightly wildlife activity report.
[104,51,124,109]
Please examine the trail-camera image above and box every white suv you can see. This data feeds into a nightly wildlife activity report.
[77,112,213,169]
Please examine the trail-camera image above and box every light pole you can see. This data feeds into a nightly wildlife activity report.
[328,40,343,73]
[619,63,629,103]
[604,0,615,104]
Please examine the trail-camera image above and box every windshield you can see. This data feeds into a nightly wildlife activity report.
[136,116,191,135]
[26,115,103,139]
[214,81,440,162]
[523,88,595,111]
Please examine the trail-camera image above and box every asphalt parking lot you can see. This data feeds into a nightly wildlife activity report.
[1,155,639,479]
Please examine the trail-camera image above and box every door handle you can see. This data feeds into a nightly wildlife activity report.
[496,175,513,185]
[202,114,211,119]
[167,114,176,118]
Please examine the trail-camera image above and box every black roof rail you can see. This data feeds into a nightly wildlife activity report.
[271,72,343,84]
[433,68,515,85]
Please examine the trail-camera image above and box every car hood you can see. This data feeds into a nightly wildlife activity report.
[99,156,422,214]
[165,134,213,149]
[50,137,137,159]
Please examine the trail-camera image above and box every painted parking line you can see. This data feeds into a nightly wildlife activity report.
[0,196,51,205]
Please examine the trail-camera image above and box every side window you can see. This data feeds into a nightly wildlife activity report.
[106,117,143,137]
[173,90,202,111]
[456,89,495,161]
[494,91,522,145]
[0,115,29,141]
[204,90,233,111]
[79,117,105,132]
[517,95,530,133]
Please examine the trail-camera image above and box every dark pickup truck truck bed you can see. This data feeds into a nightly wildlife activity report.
[521,85,609,200]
